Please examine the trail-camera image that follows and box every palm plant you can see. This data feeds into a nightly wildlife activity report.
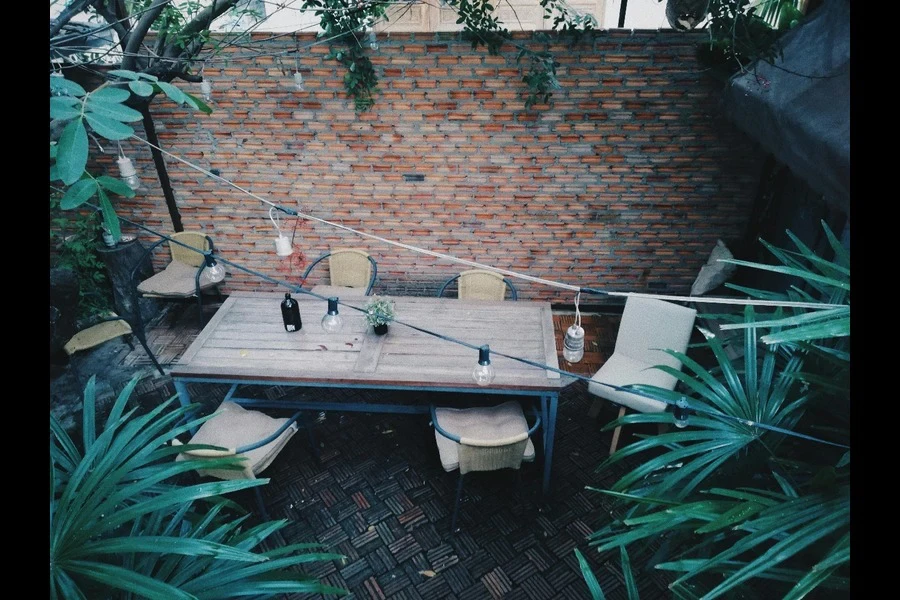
[579,221,850,599]
[50,373,347,599]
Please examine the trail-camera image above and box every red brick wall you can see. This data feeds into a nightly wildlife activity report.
[99,30,765,304]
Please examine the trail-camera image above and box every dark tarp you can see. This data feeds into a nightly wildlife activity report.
[723,0,850,211]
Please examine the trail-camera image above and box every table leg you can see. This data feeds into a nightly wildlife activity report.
[173,379,197,435]
[541,393,558,497]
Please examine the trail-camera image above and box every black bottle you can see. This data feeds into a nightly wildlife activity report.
[281,293,302,332]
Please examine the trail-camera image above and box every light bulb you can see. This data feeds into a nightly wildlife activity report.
[205,258,226,283]
[472,345,495,386]
[116,156,141,191]
[200,79,212,102]
[293,72,304,91]
[562,324,585,363]
[673,397,690,429]
[321,297,344,333]
[274,234,293,257]
[368,31,378,51]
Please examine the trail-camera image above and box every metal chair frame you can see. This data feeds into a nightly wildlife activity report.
[301,249,378,295]
[437,271,518,301]
[431,404,541,533]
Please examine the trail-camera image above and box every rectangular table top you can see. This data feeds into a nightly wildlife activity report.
[171,291,564,392]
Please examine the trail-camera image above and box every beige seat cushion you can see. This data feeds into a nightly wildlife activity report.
[310,285,369,299]
[176,401,298,480]
[434,401,535,473]
[138,261,220,297]
[63,317,132,355]
[587,353,678,413]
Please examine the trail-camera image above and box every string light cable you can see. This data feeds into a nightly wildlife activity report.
[71,198,848,452]
[128,133,847,312]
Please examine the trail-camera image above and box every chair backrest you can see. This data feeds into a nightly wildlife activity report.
[456,269,517,301]
[457,438,528,475]
[169,232,211,267]
[614,297,697,368]
[328,248,374,289]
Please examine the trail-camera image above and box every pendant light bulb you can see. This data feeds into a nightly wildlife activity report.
[368,31,379,51]
[116,155,141,191]
[562,323,585,363]
[673,397,690,429]
[293,72,304,91]
[200,79,212,102]
[472,345,495,386]
[204,256,226,283]
[321,297,344,333]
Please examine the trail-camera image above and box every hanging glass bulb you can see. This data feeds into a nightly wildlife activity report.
[204,255,226,283]
[321,297,344,333]
[562,324,585,363]
[368,31,379,51]
[116,155,141,191]
[200,79,212,102]
[472,345,496,386]
[673,397,690,429]
[293,72,304,91]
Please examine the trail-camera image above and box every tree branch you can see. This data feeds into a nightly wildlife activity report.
[161,0,240,59]
[49,0,95,39]
[122,0,171,71]
[90,0,130,49]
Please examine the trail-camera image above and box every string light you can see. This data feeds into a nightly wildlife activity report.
[368,31,378,51]
[204,254,227,283]
[116,143,141,191]
[200,76,212,102]
[270,206,294,257]
[321,297,344,333]
[293,71,304,91]
[472,345,495,386]
[562,291,585,363]
[70,200,848,452]
[673,396,691,428]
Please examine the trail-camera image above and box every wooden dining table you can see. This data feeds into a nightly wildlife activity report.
[171,291,569,494]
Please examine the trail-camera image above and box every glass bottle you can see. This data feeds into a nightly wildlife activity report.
[281,292,302,332]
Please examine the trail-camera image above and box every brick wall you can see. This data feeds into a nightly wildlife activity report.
[97,30,765,304]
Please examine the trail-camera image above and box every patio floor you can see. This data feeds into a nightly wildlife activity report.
[50,300,673,599]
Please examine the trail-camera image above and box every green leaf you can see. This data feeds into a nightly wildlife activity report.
[97,189,121,241]
[836,451,849,468]
[50,97,82,120]
[65,560,195,600]
[574,549,605,600]
[157,81,188,105]
[79,536,268,562]
[57,119,89,185]
[60,178,99,209]
[136,72,159,81]
[90,87,131,103]
[97,175,136,198]
[620,547,639,600]
[85,98,143,122]
[50,75,86,97]
[85,113,134,141]
[720,259,850,291]
[129,80,155,97]
[782,535,850,600]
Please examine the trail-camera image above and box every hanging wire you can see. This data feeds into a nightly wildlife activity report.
[574,290,582,329]
[68,195,848,451]
[128,133,846,311]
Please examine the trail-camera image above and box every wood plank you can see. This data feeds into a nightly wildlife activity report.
[353,331,387,373]
[539,304,562,380]
[177,295,237,364]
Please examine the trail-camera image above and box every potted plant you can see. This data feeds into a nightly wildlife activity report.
[364,295,395,335]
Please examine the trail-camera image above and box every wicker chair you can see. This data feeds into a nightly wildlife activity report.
[438,269,518,301]
[61,312,164,376]
[301,248,377,298]
[134,232,225,327]
[431,401,541,533]
[587,297,697,454]
[174,401,308,519]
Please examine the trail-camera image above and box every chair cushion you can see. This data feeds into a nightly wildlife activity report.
[63,317,132,355]
[310,285,369,299]
[433,401,535,472]
[175,401,298,480]
[138,261,220,297]
[587,353,678,413]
